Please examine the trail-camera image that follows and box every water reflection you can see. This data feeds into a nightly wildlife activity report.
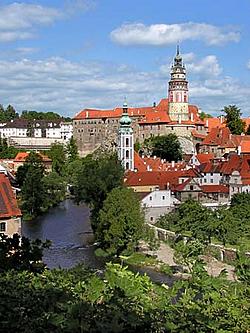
[22,199,102,269]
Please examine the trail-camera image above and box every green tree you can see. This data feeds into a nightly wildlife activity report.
[21,110,62,120]
[222,104,246,134]
[16,152,45,186]
[19,152,46,218]
[74,153,124,232]
[97,187,145,256]
[47,143,66,176]
[0,234,50,273]
[0,104,5,121]
[66,136,79,163]
[213,207,241,246]
[199,111,212,120]
[43,171,66,208]
[5,104,19,121]
[145,134,182,161]
[0,137,20,158]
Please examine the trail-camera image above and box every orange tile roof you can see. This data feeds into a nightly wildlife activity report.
[124,171,181,189]
[74,98,203,125]
[201,185,229,193]
[14,152,51,163]
[240,140,250,153]
[0,174,22,218]
[196,153,214,164]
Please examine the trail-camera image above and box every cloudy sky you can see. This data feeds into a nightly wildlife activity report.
[0,0,249,117]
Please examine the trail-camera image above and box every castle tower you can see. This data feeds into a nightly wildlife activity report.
[118,101,134,171]
[168,45,189,121]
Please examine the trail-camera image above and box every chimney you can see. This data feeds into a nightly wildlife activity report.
[190,113,194,122]
[238,145,241,155]
[171,161,175,168]
[220,115,224,124]
[86,111,89,118]
[206,119,208,127]
[153,155,156,159]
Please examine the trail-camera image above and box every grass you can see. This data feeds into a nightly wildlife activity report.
[123,252,173,277]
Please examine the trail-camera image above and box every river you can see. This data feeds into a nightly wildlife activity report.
[22,199,178,285]
[22,199,102,269]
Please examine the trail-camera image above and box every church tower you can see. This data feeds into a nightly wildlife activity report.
[118,101,134,171]
[168,45,189,122]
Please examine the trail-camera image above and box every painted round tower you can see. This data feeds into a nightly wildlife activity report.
[168,45,189,122]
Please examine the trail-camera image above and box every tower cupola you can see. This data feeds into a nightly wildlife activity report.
[168,45,189,122]
[118,100,134,171]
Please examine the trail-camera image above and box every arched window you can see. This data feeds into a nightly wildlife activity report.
[126,150,129,158]
[126,162,129,170]
[126,138,129,146]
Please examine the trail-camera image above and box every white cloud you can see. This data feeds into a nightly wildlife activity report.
[110,22,240,46]
[0,3,61,42]
[247,60,250,69]
[187,55,222,77]
[0,56,249,117]
[160,54,222,79]
[0,1,93,42]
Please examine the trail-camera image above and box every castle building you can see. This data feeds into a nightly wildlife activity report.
[73,47,206,156]
[118,101,134,170]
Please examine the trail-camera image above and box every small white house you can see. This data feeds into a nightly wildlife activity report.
[141,189,180,224]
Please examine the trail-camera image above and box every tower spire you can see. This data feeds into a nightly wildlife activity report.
[176,43,180,56]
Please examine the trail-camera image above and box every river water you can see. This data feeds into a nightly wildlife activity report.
[22,199,177,285]
[22,199,102,269]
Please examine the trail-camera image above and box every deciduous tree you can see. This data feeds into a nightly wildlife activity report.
[222,104,245,134]
[97,187,145,256]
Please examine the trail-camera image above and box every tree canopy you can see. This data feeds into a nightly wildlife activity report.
[97,187,145,256]
[143,134,182,162]
[222,105,246,134]
[74,153,124,231]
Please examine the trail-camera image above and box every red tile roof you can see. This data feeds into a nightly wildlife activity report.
[74,99,203,125]
[0,174,22,218]
[124,169,199,189]
[124,171,181,189]
[201,185,229,193]
[239,140,250,153]
[14,152,51,163]
[196,153,214,164]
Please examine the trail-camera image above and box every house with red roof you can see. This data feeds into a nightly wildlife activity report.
[199,127,250,158]
[13,151,52,172]
[0,174,22,236]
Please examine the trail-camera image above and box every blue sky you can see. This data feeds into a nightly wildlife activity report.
[0,0,249,117]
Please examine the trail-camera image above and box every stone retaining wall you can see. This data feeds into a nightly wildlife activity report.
[149,224,250,263]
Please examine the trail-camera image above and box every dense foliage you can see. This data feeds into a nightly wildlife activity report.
[0,234,50,273]
[156,196,250,248]
[142,134,182,162]
[17,152,66,219]
[0,137,20,158]
[97,187,145,256]
[222,104,246,134]
[0,235,249,333]
[0,104,19,122]
[74,153,124,232]
[20,110,71,121]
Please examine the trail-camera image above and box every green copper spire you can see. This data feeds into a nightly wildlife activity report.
[119,100,132,133]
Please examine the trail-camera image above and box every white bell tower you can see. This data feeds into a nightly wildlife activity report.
[118,101,134,171]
